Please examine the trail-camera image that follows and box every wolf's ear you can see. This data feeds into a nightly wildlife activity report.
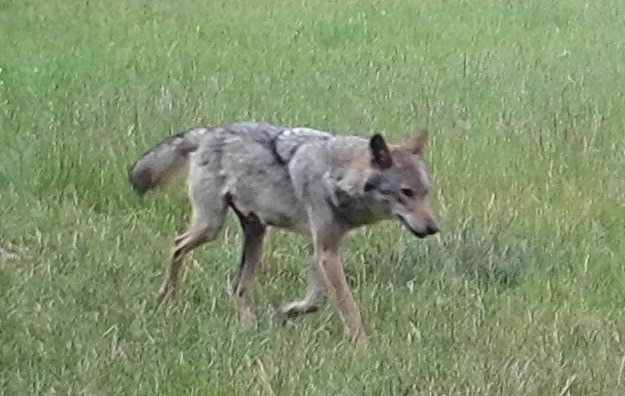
[370,134,393,169]
[404,129,428,155]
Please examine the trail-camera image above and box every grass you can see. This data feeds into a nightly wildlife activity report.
[2,0,625,394]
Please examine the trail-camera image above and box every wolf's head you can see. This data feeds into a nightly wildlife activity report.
[364,131,439,238]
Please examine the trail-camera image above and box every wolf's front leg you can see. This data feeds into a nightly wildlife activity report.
[313,231,367,344]
[278,257,326,317]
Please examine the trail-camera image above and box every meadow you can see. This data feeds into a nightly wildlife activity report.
[2,0,625,394]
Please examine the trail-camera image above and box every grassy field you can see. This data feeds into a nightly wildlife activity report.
[2,0,625,394]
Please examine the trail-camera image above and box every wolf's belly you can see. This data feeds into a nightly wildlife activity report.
[225,170,309,234]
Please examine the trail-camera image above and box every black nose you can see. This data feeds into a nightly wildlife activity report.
[412,223,439,239]
[426,223,439,235]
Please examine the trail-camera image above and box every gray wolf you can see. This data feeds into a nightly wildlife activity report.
[128,121,438,343]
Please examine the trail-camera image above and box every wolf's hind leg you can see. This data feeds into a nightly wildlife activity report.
[231,209,266,325]
[157,178,227,304]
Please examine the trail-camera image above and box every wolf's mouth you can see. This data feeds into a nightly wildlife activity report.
[395,215,427,239]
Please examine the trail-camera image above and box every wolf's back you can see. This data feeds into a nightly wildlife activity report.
[128,127,209,195]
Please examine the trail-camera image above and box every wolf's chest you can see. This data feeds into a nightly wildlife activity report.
[328,188,388,227]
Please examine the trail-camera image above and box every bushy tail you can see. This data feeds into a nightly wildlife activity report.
[128,127,209,195]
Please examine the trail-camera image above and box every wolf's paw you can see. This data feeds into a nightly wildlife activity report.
[155,283,177,307]
[273,301,320,324]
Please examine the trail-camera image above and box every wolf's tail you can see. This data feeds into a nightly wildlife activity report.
[128,127,210,195]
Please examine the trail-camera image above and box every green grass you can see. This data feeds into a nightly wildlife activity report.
[2,0,625,394]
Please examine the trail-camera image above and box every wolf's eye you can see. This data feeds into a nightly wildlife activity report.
[400,188,415,198]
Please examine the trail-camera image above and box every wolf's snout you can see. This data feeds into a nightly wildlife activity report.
[396,215,439,238]
[425,221,439,236]
[413,222,438,239]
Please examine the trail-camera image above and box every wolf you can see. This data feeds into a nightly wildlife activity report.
[128,121,438,343]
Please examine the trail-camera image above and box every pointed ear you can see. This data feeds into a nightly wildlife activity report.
[369,134,393,169]
[404,129,428,155]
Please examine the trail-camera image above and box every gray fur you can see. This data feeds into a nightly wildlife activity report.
[128,121,438,343]
[128,127,211,194]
